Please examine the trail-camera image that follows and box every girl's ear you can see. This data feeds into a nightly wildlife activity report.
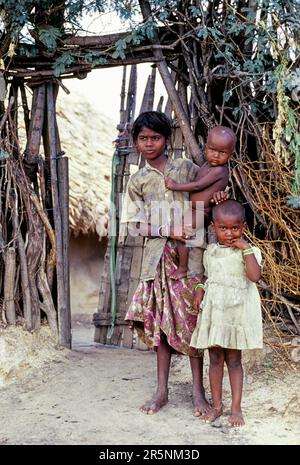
[242,221,247,232]
[210,221,216,232]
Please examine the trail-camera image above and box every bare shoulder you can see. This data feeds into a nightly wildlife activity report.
[198,163,228,178]
[211,165,228,176]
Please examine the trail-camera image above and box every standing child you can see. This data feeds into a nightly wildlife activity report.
[165,126,236,279]
[122,111,211,416]
[190,199,263,427]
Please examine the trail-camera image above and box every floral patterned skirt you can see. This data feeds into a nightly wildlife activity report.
[125,241,202,356]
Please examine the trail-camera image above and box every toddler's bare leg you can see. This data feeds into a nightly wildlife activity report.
[170,241,188,279]
[202,347,224,422]
[225,349,245,427]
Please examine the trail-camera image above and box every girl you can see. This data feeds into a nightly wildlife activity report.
[190,199,263,427]
[122,111,211,416]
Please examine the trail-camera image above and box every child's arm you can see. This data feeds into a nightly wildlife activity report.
[231,238,261,282]
[192,279,207,312]
[165,166,226,193]
[123,177,185,241]
[130,222,187,242]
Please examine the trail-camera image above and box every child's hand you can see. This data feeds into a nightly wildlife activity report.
[169,223,193,242]
[211,191,229,205]
[183,223,193,238]
[193,288,205,312]
[169,225,187,242]
[165,178,177,190]
[230,238,250,250]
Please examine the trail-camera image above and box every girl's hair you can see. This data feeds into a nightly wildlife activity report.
[131,111,172,142]
[212,199,246,222]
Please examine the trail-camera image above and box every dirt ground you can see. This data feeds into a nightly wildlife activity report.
[0,321,299,445]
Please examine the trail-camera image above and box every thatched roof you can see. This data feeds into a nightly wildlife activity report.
[56,92,115,238]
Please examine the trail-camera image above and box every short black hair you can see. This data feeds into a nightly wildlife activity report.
[207,126,237,150]
[212,199,246,222]
[132,111,172,142]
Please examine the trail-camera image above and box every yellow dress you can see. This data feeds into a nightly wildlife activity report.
[190,244,263,350]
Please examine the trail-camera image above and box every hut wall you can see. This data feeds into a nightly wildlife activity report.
[70,234,107,321]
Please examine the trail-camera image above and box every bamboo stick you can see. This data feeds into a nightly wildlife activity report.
[119,66,127,128]
[124,65,137,126]
[139,66,156,113]
[19,82,30,135]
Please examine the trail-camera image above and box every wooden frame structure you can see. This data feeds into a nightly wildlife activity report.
[2,24,197,349]
[1,80,71,347]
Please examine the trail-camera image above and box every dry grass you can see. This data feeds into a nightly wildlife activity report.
[56,91,115,237]
[231,131,300,351]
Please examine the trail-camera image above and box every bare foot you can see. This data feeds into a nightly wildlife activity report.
[193,391,211,417]
[170,267,187,280]
[228,411,245,427]
[140,390,168,415]
[202,405,223,423]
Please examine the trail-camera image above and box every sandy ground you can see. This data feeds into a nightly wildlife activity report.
[0,322,299,446]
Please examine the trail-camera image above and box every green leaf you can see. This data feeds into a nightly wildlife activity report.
[52,52,74,77]
[286,195,300,209]
[197,29,208,39]
[223,90,232,102]
[38,26,61,52]
[0,149,9,160]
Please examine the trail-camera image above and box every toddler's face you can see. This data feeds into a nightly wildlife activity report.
[212,213,245,246]
[205,133,234,167]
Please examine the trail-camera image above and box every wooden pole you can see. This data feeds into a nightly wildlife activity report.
[57,155,71,347]
[25,84,46,158]
[54,81,71,345]
[46,82,70,348]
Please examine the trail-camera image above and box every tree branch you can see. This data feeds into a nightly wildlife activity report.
[138,0,204,165]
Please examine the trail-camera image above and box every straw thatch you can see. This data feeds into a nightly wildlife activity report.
[56,92,115,238]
